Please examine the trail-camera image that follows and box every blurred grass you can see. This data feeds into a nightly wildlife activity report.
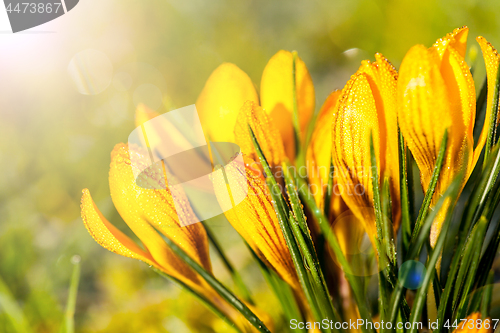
[0,0,500,331]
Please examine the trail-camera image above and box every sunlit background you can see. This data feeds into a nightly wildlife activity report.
[1,0,500,332]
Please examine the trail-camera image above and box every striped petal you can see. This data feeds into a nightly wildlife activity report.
[475,36,500,164]
[260,50,315,159]
[397,45,454,191]
[234,100,286,170]
[332,72,381,241]
[398,29,476,247]
[196,63,259,142]
[212,154,299,290]
[109,143,212,277]
[81,188,159,268]
[358,54,400,222]
[332,53,400,241]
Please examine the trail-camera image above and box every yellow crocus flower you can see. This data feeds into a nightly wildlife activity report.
[82,144,212,284]
[331,53,400,245]
[213,100,299,290]
[196,50,315,159]
[81,143,271,332]
[397,27,499,247]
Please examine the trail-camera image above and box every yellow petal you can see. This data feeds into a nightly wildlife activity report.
[433,26,469,59]
[196,63,259,143]
[452,312,493,333]
[331,72,381,242]
[358,54,401,223]
[260,50,315,159]
[439,44,475,137]
[109,143,212,276]
[81,188,159,268]
[475,36,500,164]
[212,154,299,290]
[306,90,343,211]
[397,45,453,190]
[440,44,476,179]
[398,44,474,248]
[234,100,286,170]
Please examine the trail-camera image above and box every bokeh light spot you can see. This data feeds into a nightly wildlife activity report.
[399,260,426,290]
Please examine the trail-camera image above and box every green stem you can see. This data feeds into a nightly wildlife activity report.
[283,162,341,327]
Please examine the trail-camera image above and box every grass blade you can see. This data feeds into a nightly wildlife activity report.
[161,234,271,333]
[369,133,397,324]
[248,243,305,333]
[484,60,500,162]
[454,217,489,321]
[411,129,448,244]
[388,172,462,329]
[153,268,243,333]
[399,130,413,259]
[0,275,33,333]
[63,255,81,333]
[283,162,341,325]
[249,126,327,331]
[296,176,375,333]
[436,144,500,331]
[408,202,457,333]
[203,222,253,304]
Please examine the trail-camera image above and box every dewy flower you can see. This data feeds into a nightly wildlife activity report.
[81,143,212,291]
[331,53,400,244]
[213,100,300,291]
[81,142,270,332]
[397,27,500,246]
[196,50,315,159]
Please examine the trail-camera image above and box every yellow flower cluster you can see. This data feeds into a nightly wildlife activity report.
[80,26,500,331]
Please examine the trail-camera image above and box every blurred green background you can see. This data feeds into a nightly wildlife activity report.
[1,0,500,332]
